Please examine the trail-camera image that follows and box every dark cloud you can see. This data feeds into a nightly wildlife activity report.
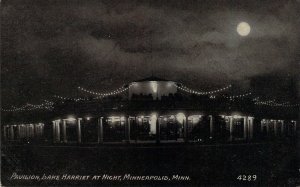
[1,0,299,107]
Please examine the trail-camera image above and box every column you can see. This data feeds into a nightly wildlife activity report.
[28,125,31,138]
[62,119,67,143]
[26,125,29,138]
[24,125,28,139]
[28,125,30,138]
[17,125,21,140]
[274,121,278,136]
[33,124,37,138]
[22,125,25,139]
[209,115,214,138]
[30,124,35,138]
[97,117,103,143]
[184,116,188,142]
[126,117,131,143]
[281,121,284,135]
[260,121,264,132]
[77,118,82,143]
[39,124,41,137]
[229,117,233,141]
[56,121,61,142]
[3,126,7,141]
[248,118,254,139]
[243,117,247,139]
[266,120,269,135]
[41,124,44,137]
[10,126,14,141]
[52,122,56,142]
[20,125,23,139]
[37,124,40,137]
[24,125,27,139]
[19,125,22,139]
[156,117,160,144]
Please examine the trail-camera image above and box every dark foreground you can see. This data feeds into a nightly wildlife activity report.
[1,142,299,186]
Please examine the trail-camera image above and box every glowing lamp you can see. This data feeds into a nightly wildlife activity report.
[150,114,157,120]
[110,116,120,123]
[150,81,158,93]
[67,117,76,121]
[176,113,186,123]
[233,115,241,119]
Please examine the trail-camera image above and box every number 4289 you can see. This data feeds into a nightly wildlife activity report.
[237,175,257,181]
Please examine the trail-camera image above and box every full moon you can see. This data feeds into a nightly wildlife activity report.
[237,22,251,36]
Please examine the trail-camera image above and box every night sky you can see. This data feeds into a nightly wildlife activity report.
[1,0,299,108]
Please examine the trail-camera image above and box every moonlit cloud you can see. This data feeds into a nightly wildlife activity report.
[1,0,299,106]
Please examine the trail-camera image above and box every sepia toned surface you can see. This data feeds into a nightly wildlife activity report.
[1,0,299,186]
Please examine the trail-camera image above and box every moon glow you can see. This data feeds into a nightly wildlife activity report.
[237,22,251,36]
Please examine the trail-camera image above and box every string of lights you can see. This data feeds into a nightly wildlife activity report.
[2,100,54,112]
[44,100,54,106]
[225,92,252,99]
[176,84,232,95]
[3,82,298,113]
[94,96,105,100]
[53,95,89,101]
[254,100,299,107]
[77,86,128,96]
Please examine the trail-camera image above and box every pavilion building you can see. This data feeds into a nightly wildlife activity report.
[2,76,298,144]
